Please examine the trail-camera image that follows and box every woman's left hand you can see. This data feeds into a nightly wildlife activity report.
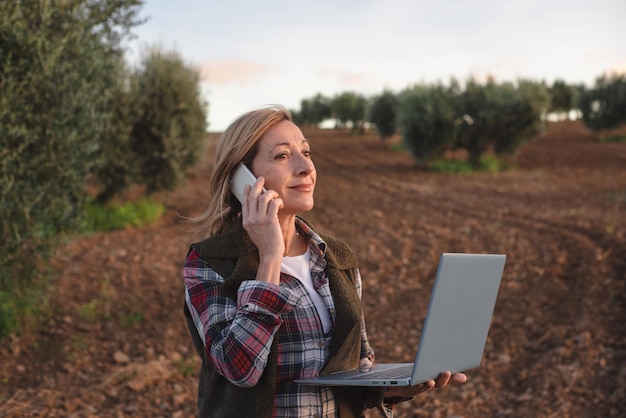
[384,371,467,399]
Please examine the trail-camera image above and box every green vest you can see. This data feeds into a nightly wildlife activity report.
[183,218,369,417]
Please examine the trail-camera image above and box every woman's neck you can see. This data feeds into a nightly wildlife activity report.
[279,214,303,256]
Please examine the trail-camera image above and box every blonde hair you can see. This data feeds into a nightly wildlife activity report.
[193,105,293,237]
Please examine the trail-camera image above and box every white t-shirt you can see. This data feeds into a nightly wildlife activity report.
[281,248,332,333]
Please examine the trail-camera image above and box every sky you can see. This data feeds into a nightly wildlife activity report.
[125,0,626,132]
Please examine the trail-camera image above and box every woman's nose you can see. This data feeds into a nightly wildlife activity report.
[296,155,314,175]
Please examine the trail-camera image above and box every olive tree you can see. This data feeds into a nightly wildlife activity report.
[330,91,368,130]
[548,79,575,119]
[454,78,546,168]
[297,93,332,127]
[397,84,457,166]
[368,89,398,140]
[577,74,626,131]
[0,0,144,338]
[127,47,207,194]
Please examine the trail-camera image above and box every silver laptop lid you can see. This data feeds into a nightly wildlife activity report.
[410,253,506,384]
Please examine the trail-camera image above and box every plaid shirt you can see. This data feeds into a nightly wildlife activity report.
[184,219,382,417]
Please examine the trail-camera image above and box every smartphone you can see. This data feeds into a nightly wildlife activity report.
[230,163,264,203]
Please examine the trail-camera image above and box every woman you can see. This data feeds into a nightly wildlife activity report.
[183,105,466,417]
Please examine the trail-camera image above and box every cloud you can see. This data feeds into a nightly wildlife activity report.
[465,59,531,83]
[317,68,374,87]
[199,59,271,85]
[606,56,626,76]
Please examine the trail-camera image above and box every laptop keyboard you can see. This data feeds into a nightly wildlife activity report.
[346,364,414,380]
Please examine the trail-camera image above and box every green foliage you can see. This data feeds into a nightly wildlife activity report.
[577,74,626,131]
[390,77,546,169]
[396,83,457,166]
[548,79,575,114]
[128,47,208,194]
[120,312,145,327]
[81,198,165,233]
[429,155,507,173]
[0,264,51,340]
[0,290,18,338]
[296,93,332,126]
[330,91,368,130]
[599,133,626,143]
[78,300,100,323]
[388,142,406,152]
[453,78,493,167]
[494,79,548,155]
[0,0,144,339]
[89,65,141,203]
[89,46,207,200]
[368,90,398,140]
[177,358,196,377]
[454,78,547,167]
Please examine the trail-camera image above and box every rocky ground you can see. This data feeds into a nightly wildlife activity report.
[1,120,625,417]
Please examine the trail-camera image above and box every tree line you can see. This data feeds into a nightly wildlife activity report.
[292,74,626,167]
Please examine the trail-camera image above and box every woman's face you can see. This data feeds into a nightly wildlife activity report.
[251,120,316,215]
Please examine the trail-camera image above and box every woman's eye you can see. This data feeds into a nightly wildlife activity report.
[275,152,288,160]
[303,150,312,157]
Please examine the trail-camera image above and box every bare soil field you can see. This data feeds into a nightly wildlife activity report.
[1,120,625,417]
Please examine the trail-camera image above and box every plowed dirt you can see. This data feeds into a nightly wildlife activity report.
[1,121,625,417]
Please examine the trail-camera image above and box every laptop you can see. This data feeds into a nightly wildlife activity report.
[295,253,506,387]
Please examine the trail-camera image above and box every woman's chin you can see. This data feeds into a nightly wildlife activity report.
[282,200,314,215]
